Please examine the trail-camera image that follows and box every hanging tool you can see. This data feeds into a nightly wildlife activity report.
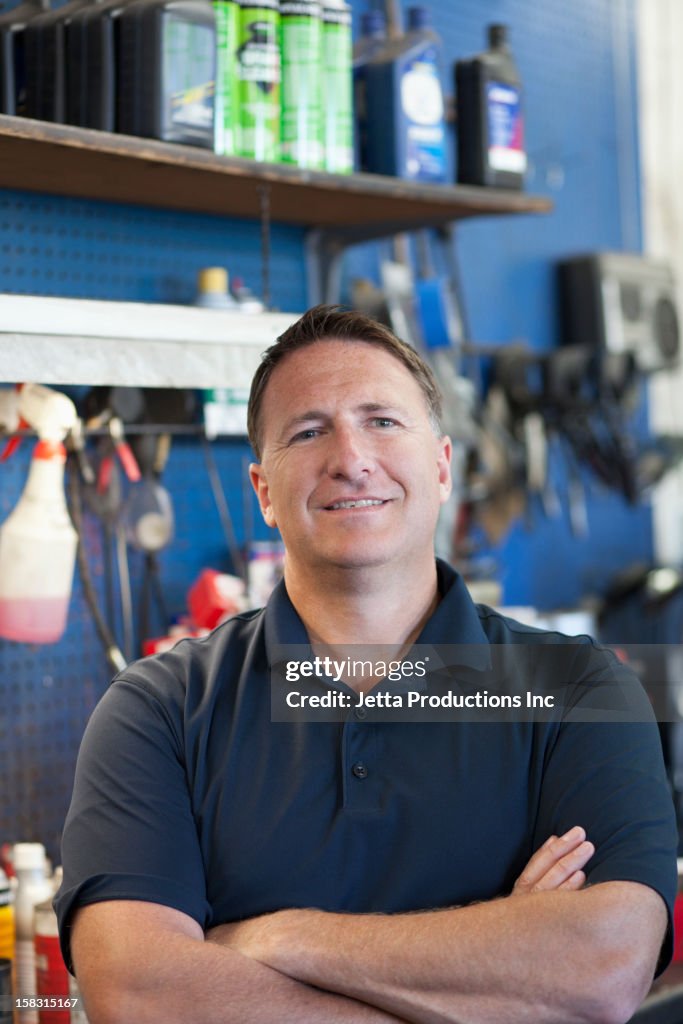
[124,432,175,653]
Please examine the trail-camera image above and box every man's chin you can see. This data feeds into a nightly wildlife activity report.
[314,544,399,572]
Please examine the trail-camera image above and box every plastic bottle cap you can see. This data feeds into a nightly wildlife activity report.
[360,9,385,35]
[13,843,46,871]
[488,24,508,47]
[197,267,229,296]
[407,5,429,29]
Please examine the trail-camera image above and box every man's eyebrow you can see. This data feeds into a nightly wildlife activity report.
[280,410,329,435]
[357,403,407,415]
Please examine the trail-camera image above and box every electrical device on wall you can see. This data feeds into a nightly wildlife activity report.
[558,252,680,374]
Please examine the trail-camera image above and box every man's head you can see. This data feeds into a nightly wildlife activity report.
[247,306,452,579]
[247,305,444,461]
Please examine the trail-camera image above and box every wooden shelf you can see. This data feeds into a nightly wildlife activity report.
[0,115,552,237]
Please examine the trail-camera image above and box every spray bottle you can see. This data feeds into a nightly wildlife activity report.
[0,384,78,645]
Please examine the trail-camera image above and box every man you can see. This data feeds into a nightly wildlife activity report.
[56,305,677,1024]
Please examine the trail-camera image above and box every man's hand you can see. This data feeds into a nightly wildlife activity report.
[207,825,596,960]
[205,828,665,1024]
[512,825,595,895]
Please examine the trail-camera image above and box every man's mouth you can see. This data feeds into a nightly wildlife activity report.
[324,499,387,511]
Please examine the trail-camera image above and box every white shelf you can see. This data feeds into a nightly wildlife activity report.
[0,295,299,387]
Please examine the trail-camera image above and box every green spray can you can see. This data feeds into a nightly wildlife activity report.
[279,0,323,169]
[213,0,239,154]
[237,0,280,160]
[321,0,352,173]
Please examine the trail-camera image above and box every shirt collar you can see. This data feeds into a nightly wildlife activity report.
[264,558,491,673]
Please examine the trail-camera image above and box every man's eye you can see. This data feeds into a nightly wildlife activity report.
[291,428,320,442]
[372,417,397,428]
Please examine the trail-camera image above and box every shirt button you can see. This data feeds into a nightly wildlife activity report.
[354,707,367,720]
[352,762,368,779]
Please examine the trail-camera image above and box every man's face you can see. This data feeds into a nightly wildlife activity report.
[249,340,452,575]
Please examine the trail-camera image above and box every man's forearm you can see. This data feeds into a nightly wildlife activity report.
[71,902,410,1024]
[205,832,666,1024]
[213,884,665,1024]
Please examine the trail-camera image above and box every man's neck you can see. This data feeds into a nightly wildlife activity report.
[283,559,441,654]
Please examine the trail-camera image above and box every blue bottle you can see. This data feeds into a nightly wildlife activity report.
[352,8,386,172]
[364,5,446,182]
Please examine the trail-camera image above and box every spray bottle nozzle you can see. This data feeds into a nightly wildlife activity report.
[0,383,78,461]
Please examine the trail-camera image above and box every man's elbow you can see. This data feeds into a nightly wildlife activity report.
[76,978,139,1024]
[578,949,658,1024]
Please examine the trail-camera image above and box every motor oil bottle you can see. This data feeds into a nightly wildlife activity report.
[236,0,280,161]
[66,0,136,129]
[321,0,352,174]
[365,5,446,182]
[0,0,49,116]
[117,0,216,147]
[23,0,91,122]
[455,23,526,189]
[352,7,386,171]
[65,0,105,125]
[279,0,322,169]
[213,0,239,154]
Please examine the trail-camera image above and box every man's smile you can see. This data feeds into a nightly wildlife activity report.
[322,498,392,511]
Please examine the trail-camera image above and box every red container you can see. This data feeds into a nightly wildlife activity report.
[187,569,244,629]
[34,901,70,1024]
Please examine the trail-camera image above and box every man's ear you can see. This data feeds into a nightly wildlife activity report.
[437,435,453,505]
[249,463,278,528]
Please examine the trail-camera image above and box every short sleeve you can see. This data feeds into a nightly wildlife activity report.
[54,676,211,971]
[533,646,678,975]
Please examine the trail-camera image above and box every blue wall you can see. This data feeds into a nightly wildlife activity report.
[0,0,651,858]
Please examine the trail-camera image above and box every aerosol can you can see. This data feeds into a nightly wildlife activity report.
[0,384,78,644]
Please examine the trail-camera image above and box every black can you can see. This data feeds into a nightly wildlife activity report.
[0,0,49,116]
[66,0,136,129]
[23,0,91,122]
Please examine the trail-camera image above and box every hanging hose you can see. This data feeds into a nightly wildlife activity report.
[66,456,127,676]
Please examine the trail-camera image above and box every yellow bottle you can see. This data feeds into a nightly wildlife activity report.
[0,866,14,960]
[0,865,16,1022]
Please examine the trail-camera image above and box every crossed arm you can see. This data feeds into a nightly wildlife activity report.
[71,827,667,1024]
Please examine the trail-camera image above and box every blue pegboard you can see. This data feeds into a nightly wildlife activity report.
[343,0,651,608]
[0,190,307,308]
[0,0,650,859]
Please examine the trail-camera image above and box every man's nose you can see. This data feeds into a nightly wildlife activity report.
[325,426,376,479]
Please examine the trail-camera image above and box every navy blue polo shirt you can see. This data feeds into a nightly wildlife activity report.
[55,560,678,971]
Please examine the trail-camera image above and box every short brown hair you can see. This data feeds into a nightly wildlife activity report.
[247,304,443,460]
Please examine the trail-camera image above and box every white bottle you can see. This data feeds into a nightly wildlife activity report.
[0,440,78,644]
[14,844,53,1024]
